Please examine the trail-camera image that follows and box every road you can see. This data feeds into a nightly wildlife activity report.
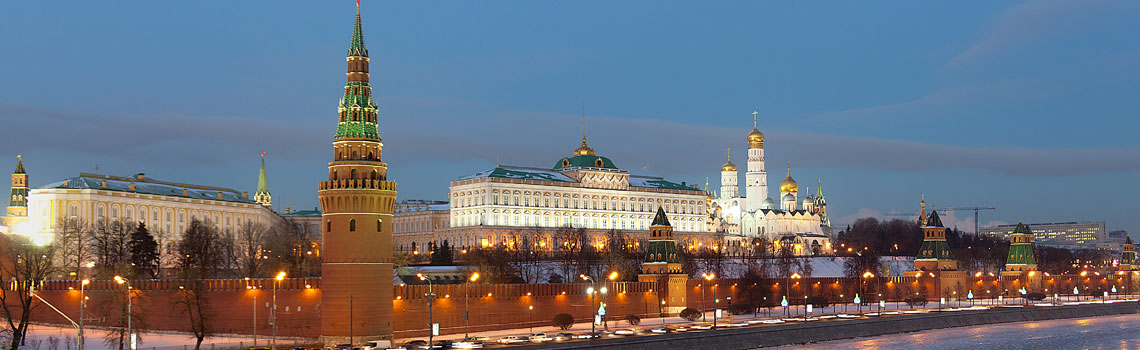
[774,313,1140,350]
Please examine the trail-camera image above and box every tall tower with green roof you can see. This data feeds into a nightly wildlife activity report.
[318,2,398,346]
[3,155,29,230]
[1004,222,1038,271]
[1120,236,1135,271]
[914,208,957,271]
[254,152,272,209]
[638,207,688,314]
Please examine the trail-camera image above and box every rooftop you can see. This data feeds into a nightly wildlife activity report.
[40,173,256,204]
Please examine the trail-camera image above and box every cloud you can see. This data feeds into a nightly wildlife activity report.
[945,0,1133,68]
[6,101,1140,181]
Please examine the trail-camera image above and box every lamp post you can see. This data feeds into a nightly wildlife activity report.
[861,272,874,314]
[247,284,257,347]
[660,300,666,325]
[417,273,436,347]
[79,279,89,350]
[702,273,715,322]
[113,276,133,350]
[272,271,285,350]
[581,274,597,333]
[464,272,479,339]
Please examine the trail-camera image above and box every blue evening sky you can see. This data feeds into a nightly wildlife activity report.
[2,1,1138,234]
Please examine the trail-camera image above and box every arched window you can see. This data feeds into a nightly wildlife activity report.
[371,170,377,180]
[351,169,357,179]
[377,219,383,232]
[353,151,358,159]
[349,219,356,232]
[326,219,332,232]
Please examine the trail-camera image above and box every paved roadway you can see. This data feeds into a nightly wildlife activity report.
[774,313,1140,350]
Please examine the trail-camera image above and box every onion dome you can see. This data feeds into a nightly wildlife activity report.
[573,137,596,156]
[779,168,798,193]
[747,112,765,148]
[721,148,737,171]
[761,197,776,210]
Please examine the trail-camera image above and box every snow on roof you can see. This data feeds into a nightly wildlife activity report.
[41,173,256,204]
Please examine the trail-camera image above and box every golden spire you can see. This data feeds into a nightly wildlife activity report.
[721,147,737,171]
[747,110,764,148]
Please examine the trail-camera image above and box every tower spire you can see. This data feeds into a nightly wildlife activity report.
[254,152,272,209]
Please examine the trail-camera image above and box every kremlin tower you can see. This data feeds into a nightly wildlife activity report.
[2,155,29,230]
[638,207,688,315]
[254,152,272,209]
[1004,222,1038,271]
[318,3,398,345]
[914,207,957,271]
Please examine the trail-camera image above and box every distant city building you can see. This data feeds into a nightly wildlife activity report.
[282,205,323,247]
[709,113,832,255]
[982,221,1116,251]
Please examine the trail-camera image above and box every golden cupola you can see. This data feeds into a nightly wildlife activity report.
[721,148,737,171]
[747,112,764,149]
[779,167,798,193]
[573,137,596,156]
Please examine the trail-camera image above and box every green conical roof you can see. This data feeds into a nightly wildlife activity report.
[14,155,24,174]
[256,153,269,194]
[348,8,368,57]
[926,209,944,227]
[1012,222,1032,234]
[651,207,671,227]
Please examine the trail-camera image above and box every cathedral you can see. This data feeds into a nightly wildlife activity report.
[708,113,833,255]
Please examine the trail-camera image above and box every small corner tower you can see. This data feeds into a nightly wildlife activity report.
[1121,236,1136,271]
[639,207,688,314]
[744,111,768,212]
[1004,222,1037,271]
[719,148,738,199]
[254,152,272,209]
[318,2,398,346]
[3,155,29,229]
[914,207,957,271]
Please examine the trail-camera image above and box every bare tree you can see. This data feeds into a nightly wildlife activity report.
[53,217,90,276]
[0,234,56,349]
[260,222,308,276]
[237,221,265,278]
[90,220,134,278]
[174,219,222,350]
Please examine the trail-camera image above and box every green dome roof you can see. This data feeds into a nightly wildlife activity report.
[553,154,618,170]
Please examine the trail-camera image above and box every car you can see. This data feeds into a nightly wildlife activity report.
[614,329,638,336]
[552,332,576,341]
[649,327,673,334]
[451,341,483,349]
[401,340,428,350]
[575,331,608,339]
[691,324,713,330]
[529,333,552,342]
[431,340,453,349]
[289,347,308,350]
[362,341,387,350]
[497,336,530,344]
[674,327,689,332]
[334,344,353,350]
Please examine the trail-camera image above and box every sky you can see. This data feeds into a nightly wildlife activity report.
[2,1,1139,235]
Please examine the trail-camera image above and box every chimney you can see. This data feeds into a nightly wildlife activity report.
[128,183,136,191]
[182,189,189,196]
[217,192,224,200]
[100,180,107,189]
[243,192,248,199]
[63,179,69,187]
[136,173,146,181]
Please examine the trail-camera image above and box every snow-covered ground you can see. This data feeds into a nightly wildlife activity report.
[774,312,1140,349]
[8,324,312,350]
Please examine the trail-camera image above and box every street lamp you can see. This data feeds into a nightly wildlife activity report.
[581,274,597,333]
[418,273,437,347]
[113,276,133,350]
[701,273,715,322]
[272,271,285,350]
[80,279,89,350]
[464,272,479,339]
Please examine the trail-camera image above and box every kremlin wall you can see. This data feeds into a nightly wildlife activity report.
[11,271,1137,340]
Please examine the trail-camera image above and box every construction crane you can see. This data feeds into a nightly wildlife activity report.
[941,207,995,235]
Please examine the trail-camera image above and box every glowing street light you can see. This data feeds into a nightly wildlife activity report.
[272,271,286,350]
[114,276,133,350]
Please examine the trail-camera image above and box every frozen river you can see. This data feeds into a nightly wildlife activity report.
[773,313,1140,350]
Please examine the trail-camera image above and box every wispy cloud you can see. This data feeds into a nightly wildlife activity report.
[945,0,1134,68]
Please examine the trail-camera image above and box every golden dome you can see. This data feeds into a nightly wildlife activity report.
[721,160,737,172]
[779,168,798,193]
[747,112,765,148]
[573,137,596,156]
[721,148,737,171]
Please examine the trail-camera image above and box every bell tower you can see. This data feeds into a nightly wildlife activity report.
[319,3,398,346]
